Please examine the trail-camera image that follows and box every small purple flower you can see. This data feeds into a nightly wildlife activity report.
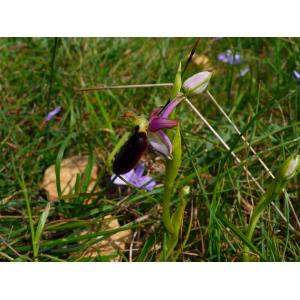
[217,49,241,65]
[111,163,156,191]
[44,106,61,122]
[147,95,183,159]
[239,66,250,77]
[293,70,300,83]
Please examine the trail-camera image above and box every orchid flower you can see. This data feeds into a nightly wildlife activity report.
[147,95,184,159]
[111,163,156,191]
[147,71,212,159]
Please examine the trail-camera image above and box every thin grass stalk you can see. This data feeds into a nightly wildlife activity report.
[184,97,295,231]
[74,83,173,92]
[206,90,300,229]
[207,90,300,229]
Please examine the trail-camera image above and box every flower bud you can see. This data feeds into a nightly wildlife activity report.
[182,185,190,196]
[279,154,300,180]
[179,185,191,198]
[183,71,212,96]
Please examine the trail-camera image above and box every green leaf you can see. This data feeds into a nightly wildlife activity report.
[55,132,76,198]
[170,61,182,100]
[80,142,95,194]
[217,213,266,261]
[34,202,51,254]
[163,125,182,234]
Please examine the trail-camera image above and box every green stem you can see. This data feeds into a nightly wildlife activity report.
[162,185,175,234]
[12,157,38,261]
[243,179,286,261]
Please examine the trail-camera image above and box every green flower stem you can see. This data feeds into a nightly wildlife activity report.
[162,125,182,234]
[162,185,176,234]
[243,179,285,261]
[161,187,189,261]
[243,155,300,261]
[243,154,300,261]
[161,62,183,235]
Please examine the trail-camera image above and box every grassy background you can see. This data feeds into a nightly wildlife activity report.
[0,37,299,262]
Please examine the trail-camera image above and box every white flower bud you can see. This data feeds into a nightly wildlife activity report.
[183,186,190,195]
[279,155,300,180]
[183,71,212,96]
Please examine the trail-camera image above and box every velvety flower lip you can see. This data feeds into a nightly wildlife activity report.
[293,70,300,82]
[44,106,61,122]
[217,49,241,65]
[111,163,156,191]
[147,95,184,159]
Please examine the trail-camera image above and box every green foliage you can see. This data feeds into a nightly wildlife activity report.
[0,37,299,262]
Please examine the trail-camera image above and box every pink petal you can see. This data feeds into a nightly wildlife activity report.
[148,117,178,132]
[150,107,161,117]
[160,96,184,118]
[148,131,170,158]
[158,130,173,159]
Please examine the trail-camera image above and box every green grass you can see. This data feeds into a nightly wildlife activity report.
[0,37,299,262]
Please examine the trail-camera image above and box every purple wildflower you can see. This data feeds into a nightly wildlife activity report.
[293,70,300,82]
[44,106,61,122]
[239,66,250,77]
[217,49,241,65]
[111,163,156,191]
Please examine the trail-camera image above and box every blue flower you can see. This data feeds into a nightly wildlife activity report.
[111,163,156,191]
[293,70,300,83]
[217,49,241,65]
[44,106,61,122]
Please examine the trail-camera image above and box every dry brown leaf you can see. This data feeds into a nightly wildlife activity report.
[241,199,254,215]
[40,155,99,201]
[40,156,132,261]
[192,54,212,70]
